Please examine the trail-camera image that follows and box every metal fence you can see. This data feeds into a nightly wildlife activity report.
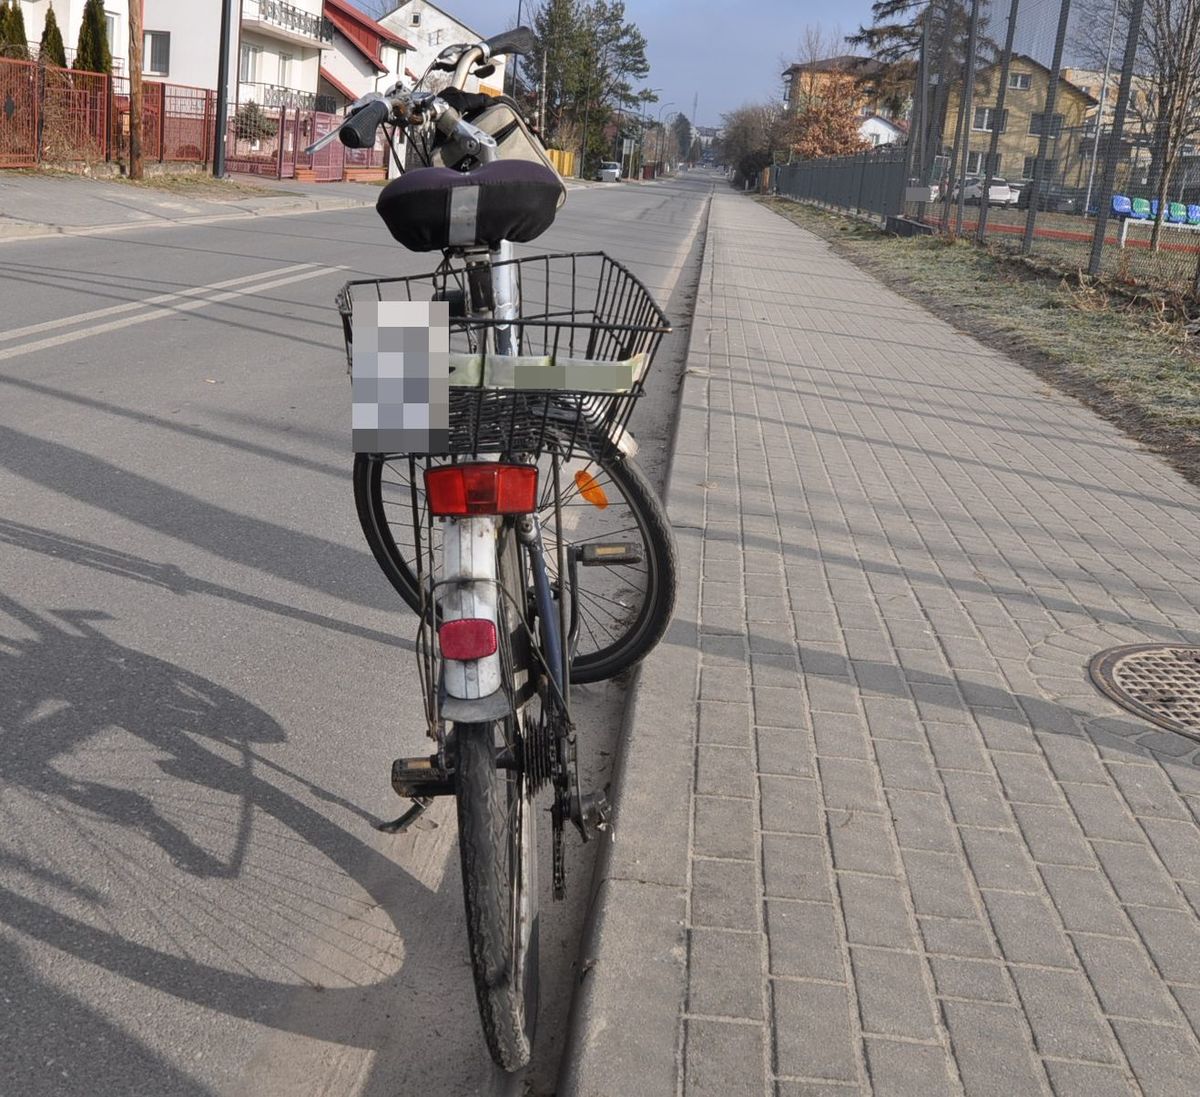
[774,147,908,221]
[904,0,1200,295]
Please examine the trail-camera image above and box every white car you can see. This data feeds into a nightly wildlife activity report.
[951,176,1018,207]
[595,161,621,183]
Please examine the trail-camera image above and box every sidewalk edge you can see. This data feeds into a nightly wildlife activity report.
[557,193,716,1097]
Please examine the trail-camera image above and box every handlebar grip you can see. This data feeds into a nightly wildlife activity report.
[339,98,391,149]
[484,26,537,56]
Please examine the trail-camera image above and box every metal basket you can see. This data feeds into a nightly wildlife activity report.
[337,252,671,458]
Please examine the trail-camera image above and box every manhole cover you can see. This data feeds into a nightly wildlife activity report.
[1089,645,1200,740]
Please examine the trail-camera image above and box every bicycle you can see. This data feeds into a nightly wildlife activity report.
[310,28,676,1070]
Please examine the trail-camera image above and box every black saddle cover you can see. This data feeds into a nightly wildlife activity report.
[376,160,562,251]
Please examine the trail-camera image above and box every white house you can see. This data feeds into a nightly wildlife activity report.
[319,0,409,110]
[17,0,129,71]
[859,114,904,148]
[378,0,505,96]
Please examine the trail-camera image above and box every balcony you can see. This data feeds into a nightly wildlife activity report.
[242,0,333,47]
[239,81,320,111]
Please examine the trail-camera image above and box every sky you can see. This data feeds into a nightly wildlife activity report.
[352,0,878,128]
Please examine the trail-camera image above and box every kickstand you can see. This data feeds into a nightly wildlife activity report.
[375,797,433,834]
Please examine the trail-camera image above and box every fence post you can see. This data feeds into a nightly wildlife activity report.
[978,0,1020,242]
[277,106,287,177]
[1088,0,1145,276]
[1021,0,1072,253]
[954,0,983,236]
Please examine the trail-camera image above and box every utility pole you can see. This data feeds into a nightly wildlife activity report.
[128,0,144,179]
[1084,0,1121,218]
[954,0,982,236]
[213,0,235,177]
[976,0,1020,242]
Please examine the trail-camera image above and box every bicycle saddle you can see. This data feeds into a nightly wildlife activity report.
[376,160,561,252]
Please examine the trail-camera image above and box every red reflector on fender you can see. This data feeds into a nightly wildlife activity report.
[439,618,498,660]
[424,463,538,516]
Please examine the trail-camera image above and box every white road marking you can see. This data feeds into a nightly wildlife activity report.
[0,263,319,343]
[0,264,347,363]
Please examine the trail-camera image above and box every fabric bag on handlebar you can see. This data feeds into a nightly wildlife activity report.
[431,92,566,209]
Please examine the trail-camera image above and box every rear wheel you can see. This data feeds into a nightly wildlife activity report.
[455,718,539,1071]
[354,448,676,683]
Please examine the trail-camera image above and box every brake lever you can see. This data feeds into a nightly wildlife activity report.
[304,128,343,156]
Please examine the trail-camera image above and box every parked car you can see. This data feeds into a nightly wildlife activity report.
[950,176,1019,207]
[1016,185,1082,213]
[595,161,621,183]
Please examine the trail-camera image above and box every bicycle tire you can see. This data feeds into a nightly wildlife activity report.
[353,448,676,684]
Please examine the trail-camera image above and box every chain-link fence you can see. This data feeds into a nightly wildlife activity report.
[775,147,908,220]
[905,0,1200,295]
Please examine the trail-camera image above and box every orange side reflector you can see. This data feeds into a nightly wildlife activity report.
[575,469,609,509]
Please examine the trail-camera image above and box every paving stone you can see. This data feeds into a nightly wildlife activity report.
[1126,905,1200,985]
[1107,762,1193,821]
[811,710,872,760]
[1073,935,1183,1023]
[838,872,917,950]
[759,776,822,835]
[1042,1060,1135,1097]
[863,1037,954,1097]
[925,723,991,773]
[863,697,924,742]
[888,789,959,853]
[1011,802,1095,867]
[1038,865,1131,937]
[696,745,756,799]
[981,891,1076,968]
[851,947,939,1040]
[698,702,753,746]
[960,826,1041,893]
[1141,817,1200,883]
[772,980,858,1083]
[762,833,831,902]
[1111,1020,1200,1097]
[874,739,941,792]
[818,756,882,813]
[755,684,810,729]
[929,956,1012,1003]
[827,808,898,876]
[806,675,862,715]
[694,795,757,860]
[700,664,752,705]
[1092,839,1186,909]
[1038,733,1110,785]
[690,858,759,931]
[684,1019,766,1097]
[1010,966,1118,1063]
[975,710,1039,754]
[766,900,844,981]
[902,849,978,919]
[688,928,763,1019]
[1061,783,1144,844]
[757,726,815,778]
[942,770,1011,828]
[774,1081,859,1096]
[941,999,1046,1097]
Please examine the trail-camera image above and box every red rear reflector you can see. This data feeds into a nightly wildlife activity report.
[439,618,498,660]
[424,463,538,516]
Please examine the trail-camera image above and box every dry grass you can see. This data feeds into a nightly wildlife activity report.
[759,195,1200,484]
[111,173,284,199]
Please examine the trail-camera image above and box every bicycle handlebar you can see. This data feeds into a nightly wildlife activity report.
[483,26,537,57]
[339,97,392,149]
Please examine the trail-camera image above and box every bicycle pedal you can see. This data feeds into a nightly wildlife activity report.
[578,542,643,567]
[390,756,454,799]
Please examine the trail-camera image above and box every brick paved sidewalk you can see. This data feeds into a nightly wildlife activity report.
[564,191,1200,1097]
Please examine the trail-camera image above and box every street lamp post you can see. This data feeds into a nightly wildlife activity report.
[506,0,524,98]
[654,102,674,177]
[635,88,661,179]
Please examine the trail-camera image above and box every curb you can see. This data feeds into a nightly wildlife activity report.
[557,194,716,1097]
[0,195,374,244]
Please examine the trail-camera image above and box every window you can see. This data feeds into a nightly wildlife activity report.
[428,28,444,45]
[1029,112,1064,136]
[105,11,119,52]
[966,150,1001,174]
[1022,155,1057,178]
[971,106,1007,132]
[143,31,170,76]
[410,9,422,25]
[239,43,261,83]
[1008,72,1031,90]
[278,52,293,85]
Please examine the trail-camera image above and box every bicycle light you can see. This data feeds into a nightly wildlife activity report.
[425,463,538,516]
[438,618,498,660]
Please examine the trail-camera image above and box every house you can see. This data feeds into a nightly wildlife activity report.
[861,114,904,147]
[942,56,1096,186]
[17,0,130,71]
[377,0,505,96]
[319,0,411,111]
[781,55,893,120]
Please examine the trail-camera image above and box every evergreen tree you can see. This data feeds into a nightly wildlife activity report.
[0,2,13,56]
[75,0,111,74]
[40,4,67,67]
[6,0,28,59]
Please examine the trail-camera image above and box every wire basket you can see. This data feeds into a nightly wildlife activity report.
[337,251,671,459]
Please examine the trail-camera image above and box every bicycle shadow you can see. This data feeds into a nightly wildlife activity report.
[0,594,493,1089]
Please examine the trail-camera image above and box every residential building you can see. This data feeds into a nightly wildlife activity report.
[319,0,410,111]
[17,0,129,71]
[237,0,332,111]
[861,114,904,147]
[942,56,1096,186]
[378,0,505,96]
[781,55,892,120]
[1063,66,1154,131]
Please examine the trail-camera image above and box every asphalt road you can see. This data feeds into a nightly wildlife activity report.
[0,171,712,1097]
